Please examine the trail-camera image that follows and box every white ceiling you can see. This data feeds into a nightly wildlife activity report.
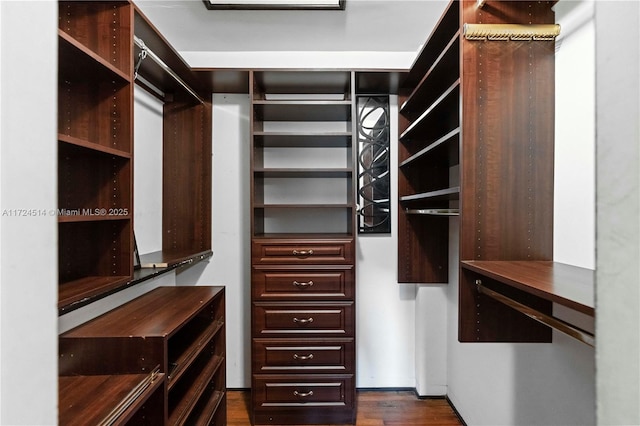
[135,0,449,68]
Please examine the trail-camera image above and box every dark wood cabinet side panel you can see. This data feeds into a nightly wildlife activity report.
[460,38,554,262]
[163,96,212,255]
[59,337,165,376]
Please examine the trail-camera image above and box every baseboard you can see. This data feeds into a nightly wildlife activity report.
[445,395,468,426]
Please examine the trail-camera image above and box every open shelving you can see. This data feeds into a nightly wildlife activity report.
[251,70,356,238]
[59,286,226,425]
[397,0,460,284]
[398,0,580,344]
[57,0,134,309]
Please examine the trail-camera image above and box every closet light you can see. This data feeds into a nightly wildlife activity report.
[204,0,345,10]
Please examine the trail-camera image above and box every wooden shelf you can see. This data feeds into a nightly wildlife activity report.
[254,100,352,122]
[399,128,460,168]
[168,322,224,389]
[255,203,354,209]
[58,134,131,158]
[139,249,212,269]
[254,131,352,147]
[58,30,130,82]
[59,372,165,426]
[58,276,131,309]
[461,260,594,316]
[253,232,355,240]
[400,186,460,203]
[400,32,460,119]
[168,354,225,425]
[58,215,131,223]
[399,80,460,141]
[255,168,352,178]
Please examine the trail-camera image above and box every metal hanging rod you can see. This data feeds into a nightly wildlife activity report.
[475,280,595,347]
[405,208,459,216]
[133,35,206,105]
[463,23,561,41]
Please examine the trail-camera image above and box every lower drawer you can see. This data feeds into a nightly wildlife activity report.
[253,375,354,408]
[253,302,354,337]
[252,338,354,374]
[252,265,354,300]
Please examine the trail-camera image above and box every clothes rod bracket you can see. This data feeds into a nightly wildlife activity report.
[133,35,205,105]
[463,24,561,41]
[475,280,594,347]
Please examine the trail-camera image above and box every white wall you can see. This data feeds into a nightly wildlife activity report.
[357,96,419,388]
[554,0,596,270]
[0,2,58,424]
[177,94,252,388]
[133,86,164,255]
[595,1,640,424]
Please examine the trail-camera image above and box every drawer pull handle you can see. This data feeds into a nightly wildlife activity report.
[293,353,314,361]
[293,280,314,288]
[292,249,314,256]
[293,317,314,324]
[293,390,314,398]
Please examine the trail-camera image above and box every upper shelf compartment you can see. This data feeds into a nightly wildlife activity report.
[59,1,132,77]
[253,70,352,100]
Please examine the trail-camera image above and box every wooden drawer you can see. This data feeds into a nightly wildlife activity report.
[252,265,354,300]
[252,238,354,265]
[252,338,354,373]
[253,302,354,338]
[253,375,354,409]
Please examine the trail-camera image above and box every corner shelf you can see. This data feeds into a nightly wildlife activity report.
[397,0,460,284]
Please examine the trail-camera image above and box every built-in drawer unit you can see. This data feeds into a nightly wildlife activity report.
[252,238,354,265]
[252,265,354,300]
[251,236,356,424]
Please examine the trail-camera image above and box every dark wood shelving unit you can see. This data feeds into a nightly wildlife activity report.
[250,71,357,424]
[398,0,578,343]
[57,0,134,309]
[58,2,218,423]
[397,0,460,284]
[59,286,226,425]
[133,5,213,269]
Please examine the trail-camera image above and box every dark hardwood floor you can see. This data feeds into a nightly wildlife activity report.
[227,389,463,425]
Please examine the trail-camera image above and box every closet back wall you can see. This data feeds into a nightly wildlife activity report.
[134,86,163,255]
